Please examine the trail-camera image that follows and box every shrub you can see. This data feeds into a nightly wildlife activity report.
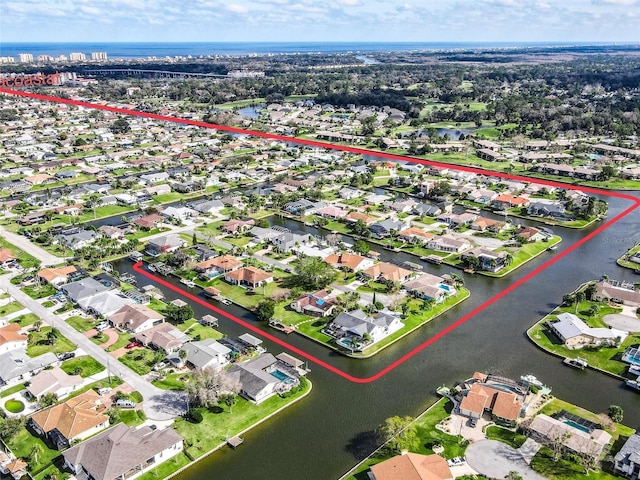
[186,409,203,424]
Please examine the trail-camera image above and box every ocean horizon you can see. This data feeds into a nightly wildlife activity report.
[0,41,622,60]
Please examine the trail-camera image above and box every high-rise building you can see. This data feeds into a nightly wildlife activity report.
[91,52,108,61]
[69,52,86,62]
[18,53,34,63]
[37,55,55,62]
[55,55,68,62]
[0,57,16,64]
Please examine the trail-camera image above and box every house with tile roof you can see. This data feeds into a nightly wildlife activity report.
[29,390,109,450]
[324,252,374,272]
[38,265,78,287]
[403,273,456,303]
[0,324,27,354]
[459,382,523,425]
[62,423,183,480]
[370,452,453,480]
[362,262,413,283]
[224,266,273,289]
[196,255,242,278]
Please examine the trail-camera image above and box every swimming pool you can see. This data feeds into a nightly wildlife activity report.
[271,369,294,384]
[564,420,591,433]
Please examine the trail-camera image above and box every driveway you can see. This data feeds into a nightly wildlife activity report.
[465,440,545,480]
[0,275,186,421]
[603,313,640,332]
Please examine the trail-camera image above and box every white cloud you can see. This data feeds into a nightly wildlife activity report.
[338,0,362,6]
[601,0,638,5]
[227,3,249,13]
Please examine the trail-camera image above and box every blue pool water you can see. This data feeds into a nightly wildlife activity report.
[271,369,294,384]
[564,420,590,433]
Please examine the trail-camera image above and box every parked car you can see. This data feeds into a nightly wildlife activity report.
[95,322,110,332]
[115,399,136,409]
[125,341,141,349]
[468,417,478,428]
[447,457,465,467]
[57,352,75,361]
[153,361,168,371]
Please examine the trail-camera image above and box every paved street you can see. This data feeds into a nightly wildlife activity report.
[0,275,186,421]
[0,225,68,266]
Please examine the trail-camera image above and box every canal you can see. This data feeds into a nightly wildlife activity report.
[110,192,640,480]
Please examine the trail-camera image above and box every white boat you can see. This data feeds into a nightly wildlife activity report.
[563,357,588,370]
[180,279,195,288]
[629,365,640,376]
[520,374,544,388]
[547,245,558,251]
[625,379,640,391]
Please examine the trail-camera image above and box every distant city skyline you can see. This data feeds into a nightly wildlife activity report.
[2,0,640,44]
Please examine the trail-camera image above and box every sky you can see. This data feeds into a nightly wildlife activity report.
[1,0,640,44]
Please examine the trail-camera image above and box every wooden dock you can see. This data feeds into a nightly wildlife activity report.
[227,436,244,448]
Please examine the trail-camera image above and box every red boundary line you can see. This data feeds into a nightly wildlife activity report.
[3,88,640,384]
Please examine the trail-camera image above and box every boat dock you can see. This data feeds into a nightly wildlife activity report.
[227,436,244,448]
[269,319,295,334]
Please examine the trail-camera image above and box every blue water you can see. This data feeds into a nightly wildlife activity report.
[0,42,598,60]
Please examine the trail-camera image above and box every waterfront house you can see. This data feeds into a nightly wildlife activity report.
[77,290,135,317]
[196,255,242,278]
[224,266,273,289]
[369,453,453,480]
[403,273,455,303]
[515,226,546,242]
[272,231,312,253]
[426,234,472,254]
[290,290,337,317]
[133,213,164,230]
[145,234,187,257]
[466,189,498,205]
[182,339,231,370]
[60,277,109,303]
[594,280,640,307]
[459,381,523,425]
[344,211,377,225]
[362,262,413,283]
[328,310,403,345]
[614,433,640,478]
[222,218,256,234]
[62,423,184,480]
[398,227,435,245]
[492,194,530,209]
[549,312,628,348]
[226,353,281,404]
[29,390,109,450]
[54,229,98,251]
[461,247,510,273]
[369,218,407,238]
[528,414,611,459]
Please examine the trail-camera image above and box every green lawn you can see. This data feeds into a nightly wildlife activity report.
[531,447,619,480]
[152,372,191,391]
[60,355,105,378]
[105,330,136,352]
[135,452,192,480]
[485,425,527,448]
[617,243,640,271]
[66,315,97,333]
[119,348,163,375]
[0,382,27,398]
[344,398,467,480]
[179,320,224,341]
[119,409,146,427]
[26,326,76,357]
[174,379,311,460]
[0,237,40,270]
[0,301,25,316]
[22,283,57,299]
[11,313,39,327]
[6,427,61,476]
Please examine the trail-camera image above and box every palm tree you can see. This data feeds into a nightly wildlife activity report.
[46,329,58,345]
[33,319,42,332]
[574,291,586,314]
